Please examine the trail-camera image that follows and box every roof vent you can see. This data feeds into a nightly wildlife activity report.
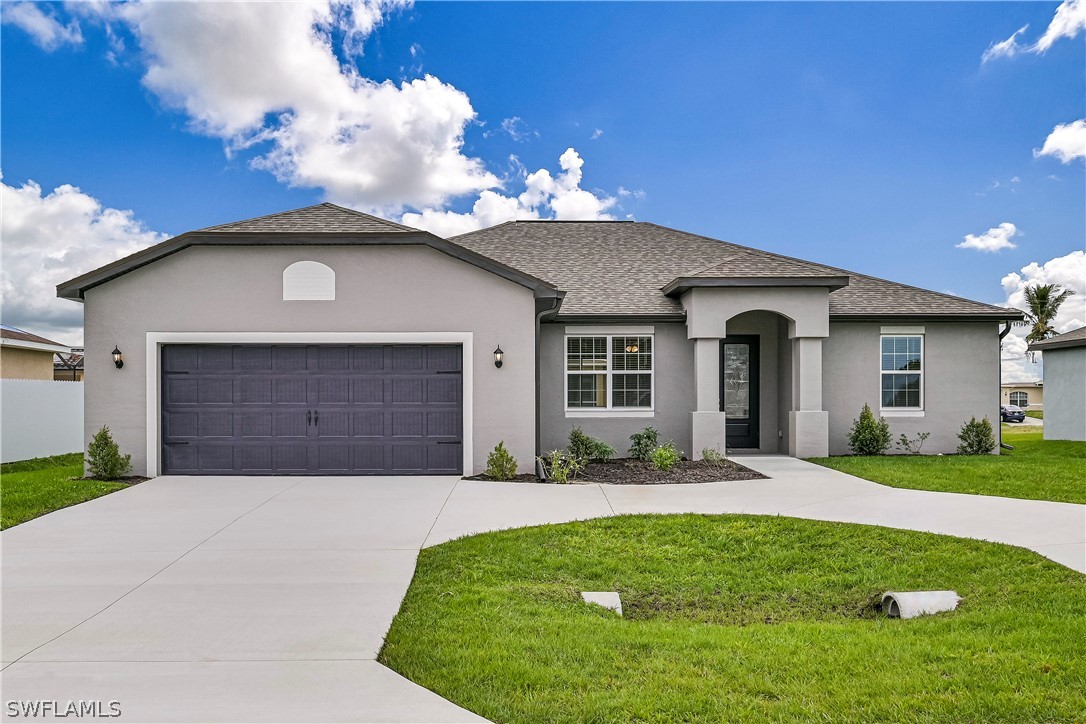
[283,261,335,301]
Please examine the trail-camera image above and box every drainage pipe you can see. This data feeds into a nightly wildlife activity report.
[535,297,562,480]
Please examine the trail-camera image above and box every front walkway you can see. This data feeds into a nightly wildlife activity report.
[2,457,1083,722]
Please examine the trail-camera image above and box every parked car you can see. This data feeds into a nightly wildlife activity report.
[1000,405,1026,423]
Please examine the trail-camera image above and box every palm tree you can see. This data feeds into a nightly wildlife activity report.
[1017,283,1075,360]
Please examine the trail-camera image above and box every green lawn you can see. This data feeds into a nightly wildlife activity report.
[381,515,1085,722]
[0,453,128,529]
[808,426,1086,504]
[1026,410,1044,420]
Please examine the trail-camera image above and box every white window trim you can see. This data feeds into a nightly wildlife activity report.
[564,333,655,417]
[879,334,924,413]
[145,331,473,478]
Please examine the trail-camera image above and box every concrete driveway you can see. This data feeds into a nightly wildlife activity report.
[3,458,1084,722]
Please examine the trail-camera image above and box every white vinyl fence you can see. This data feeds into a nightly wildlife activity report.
[0,379,84,463]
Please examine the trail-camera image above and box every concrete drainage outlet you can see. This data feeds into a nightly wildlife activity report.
[581,591,623,616]
[882,590,960,619]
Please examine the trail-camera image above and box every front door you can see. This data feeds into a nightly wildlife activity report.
[720,336,759,449]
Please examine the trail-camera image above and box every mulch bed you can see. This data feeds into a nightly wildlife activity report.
[465,457,765,485]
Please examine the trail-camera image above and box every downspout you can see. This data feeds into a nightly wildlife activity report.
[535,296,562,480]
[998,320,1014,450]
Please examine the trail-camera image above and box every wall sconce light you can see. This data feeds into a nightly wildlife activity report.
[493,345,504,369]
[112,345,124,369]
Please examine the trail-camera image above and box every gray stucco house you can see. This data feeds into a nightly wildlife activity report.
[1028,326,1086,442]
[58,204,1022,476]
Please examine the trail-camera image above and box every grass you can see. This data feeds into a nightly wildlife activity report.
[1026,410,1044,420]
[0,453,128,529]
[381,514,1086,722]
[808,426,1086,504]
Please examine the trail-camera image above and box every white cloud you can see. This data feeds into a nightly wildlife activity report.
[982,0,1085,61]
[982,24,1028,62]
[1,1,82,50]
[67,0,497,215]
[591,128,604,140]
[957,222,1019,253]
[0,177,168,346]
[402,148,616,237]
[999,250,1086,380]
[1034,119,1086,163]
[489,117,538,143]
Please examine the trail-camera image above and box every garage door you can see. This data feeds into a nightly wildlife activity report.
[161,344,463,475]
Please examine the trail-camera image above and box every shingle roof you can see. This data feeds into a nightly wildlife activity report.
[451,220,1019,319]
[0,324,68,349]
[198,203,420,234]
[1027,325,1086,351]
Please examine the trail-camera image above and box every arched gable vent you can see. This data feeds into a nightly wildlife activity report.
[283,261,335,300]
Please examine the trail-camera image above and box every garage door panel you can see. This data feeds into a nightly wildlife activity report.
[161,344,462,475]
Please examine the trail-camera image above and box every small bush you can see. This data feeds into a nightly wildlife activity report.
[957,417,996,455]
[650,442,683,471]
[485,441,518,480]
[86,426,132,480]
[629,426,660,461]
[539,449,582,484]
[568,427,615,464]
[895,431,931,455]
[847,404,891,455]
[701,447,726,465]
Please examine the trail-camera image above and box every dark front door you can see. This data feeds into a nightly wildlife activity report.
[161,344,463,475]
[720,336,759,449]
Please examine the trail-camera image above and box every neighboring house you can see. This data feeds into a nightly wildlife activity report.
[54,348,85,381]
[1028,327,1086,442]
[0,325,71,380]
[57,204,1022,477]
[1000,381,1043,410]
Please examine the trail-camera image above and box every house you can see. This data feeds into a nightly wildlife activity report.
[0,325,71,380]
[1028,327,1086,442]
[54,348,85,381]
[1000,381,1043,410]
[57,204,1022,477]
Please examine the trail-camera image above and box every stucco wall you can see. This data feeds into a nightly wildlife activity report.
[82,244,537,475]
[1042,347,1086,441]
[540,323,695,456]
[823,321,1001,455]
[1000,384,1043,409]
[1,347,56,380]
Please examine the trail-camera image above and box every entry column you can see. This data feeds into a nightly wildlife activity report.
[691,337,727,457]
[789,337,829,457]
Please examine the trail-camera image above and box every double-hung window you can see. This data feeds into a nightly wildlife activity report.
[1009,391,1028,407]
[880,335,923,410]
[566,335,653,410]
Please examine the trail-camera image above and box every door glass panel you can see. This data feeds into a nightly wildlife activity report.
[723,344,751,418]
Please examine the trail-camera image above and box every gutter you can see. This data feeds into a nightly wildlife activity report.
[998,320,1015,451]
[534,295,563,480]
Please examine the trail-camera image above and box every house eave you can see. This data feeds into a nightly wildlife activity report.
[829,311,1026,323]
[662,275,850,297]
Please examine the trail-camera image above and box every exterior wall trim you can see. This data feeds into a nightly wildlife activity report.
[144,331,474,477]
[563,325,655,335]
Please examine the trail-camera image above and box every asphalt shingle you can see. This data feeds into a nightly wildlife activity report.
[199,203,420,234]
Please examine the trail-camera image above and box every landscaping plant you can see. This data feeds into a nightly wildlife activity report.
[650,442,682,471]
[895,431,930,455]
[85,426,132,480]
[568,427,615,464]
[846,403,891,455]
[701,447,726,465]
[957,416,996,455]
[539,450,582,484]
[484,441,518,480]
[628,426,660,461]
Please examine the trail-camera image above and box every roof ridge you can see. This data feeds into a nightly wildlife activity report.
[197,203,328,231]
[317,202,421,232]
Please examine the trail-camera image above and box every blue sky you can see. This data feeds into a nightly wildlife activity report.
[1,1,1084,376]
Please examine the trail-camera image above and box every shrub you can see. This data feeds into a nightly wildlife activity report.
[568,427,616,464]
[701,447,726,465]
[650,442,683,471]
[895,431,931,455]
[847,404,891,455]
[629,426,660,461]
[539,449,582,484]
[86,425,132,480]
[485,441,518,480]
[957,417,996,455]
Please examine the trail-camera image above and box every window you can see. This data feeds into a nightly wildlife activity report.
[566,335,653,409]
[881,335,923,409]
[283,261,335,300]
[1009,391,1028,407]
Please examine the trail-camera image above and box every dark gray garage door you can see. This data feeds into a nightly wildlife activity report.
[161,344,463,475]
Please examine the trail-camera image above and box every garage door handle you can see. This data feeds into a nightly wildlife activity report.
[314,410,319,425]
[306,410,311,426]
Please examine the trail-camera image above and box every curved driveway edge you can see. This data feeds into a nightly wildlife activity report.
[2,456,1083,722]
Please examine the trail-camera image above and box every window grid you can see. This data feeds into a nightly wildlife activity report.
[880,335,923,410]
[566,335,653,410]
[1009,391,1028,407]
